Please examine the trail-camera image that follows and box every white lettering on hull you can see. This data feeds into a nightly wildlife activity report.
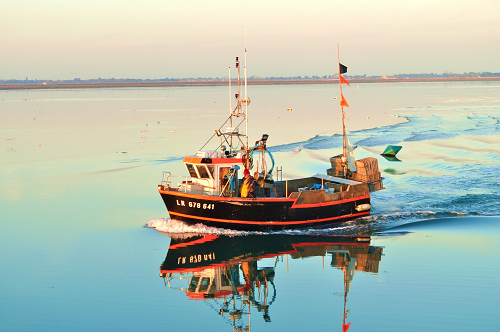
[175,199,214,210]
[177,252,216,265]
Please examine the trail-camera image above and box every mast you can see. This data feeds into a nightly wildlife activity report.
[234,56,241,152]
[229,67,232,120]
[244,47,248,150]
[337,44,356,176]
[244,0,249,152]
[338,43,347,164]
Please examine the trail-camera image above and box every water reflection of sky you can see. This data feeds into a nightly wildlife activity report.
[2,82,500,330]
[151,217,500,332]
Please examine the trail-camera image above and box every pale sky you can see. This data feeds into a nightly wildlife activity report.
[2,0,499,80]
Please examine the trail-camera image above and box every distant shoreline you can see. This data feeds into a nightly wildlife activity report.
[2,76,500,90]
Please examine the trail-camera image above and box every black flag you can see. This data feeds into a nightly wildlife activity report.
[339,63,347,74]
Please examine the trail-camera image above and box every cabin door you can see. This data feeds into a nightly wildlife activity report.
[219,166,239,197]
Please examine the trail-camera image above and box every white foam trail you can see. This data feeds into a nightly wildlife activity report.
[146,218,171,231]
[146,218,250,236]
[146,218,359,236]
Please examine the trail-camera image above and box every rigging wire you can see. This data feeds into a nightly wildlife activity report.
[200,117,246,157]
[197,115,232,152]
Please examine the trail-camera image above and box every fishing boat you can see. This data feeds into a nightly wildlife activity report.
[158,48,383,231]
[160,233,383,330]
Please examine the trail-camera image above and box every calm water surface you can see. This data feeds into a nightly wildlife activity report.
[1,82,500,331]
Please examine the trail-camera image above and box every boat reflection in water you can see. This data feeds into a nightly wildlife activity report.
[160,234,383,331]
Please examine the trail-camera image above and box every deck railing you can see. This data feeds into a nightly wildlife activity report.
[160,172,213,194]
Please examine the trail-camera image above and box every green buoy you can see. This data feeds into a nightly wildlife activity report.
[381,145,402,156]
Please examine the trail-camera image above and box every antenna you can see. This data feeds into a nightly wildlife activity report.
[244,0,249,150]
[229,67,232,117]
[244,48,248,150]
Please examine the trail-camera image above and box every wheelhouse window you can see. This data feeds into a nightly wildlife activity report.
[188,276,200,292]
[207,165,214,178]
[196,165,212,179]
[185,163,198,178]
[198,277,211,292]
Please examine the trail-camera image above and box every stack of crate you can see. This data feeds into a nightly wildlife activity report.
[364,246,384,273]
[330,246,383,273]
[328,156,345,177]
[351,157,380,182]
[351,157,383,191]
[328,156,383,191]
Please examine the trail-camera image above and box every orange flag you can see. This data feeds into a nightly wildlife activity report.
[342,109,349,120]
[340,93,349,107]
[339,74,350,86]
